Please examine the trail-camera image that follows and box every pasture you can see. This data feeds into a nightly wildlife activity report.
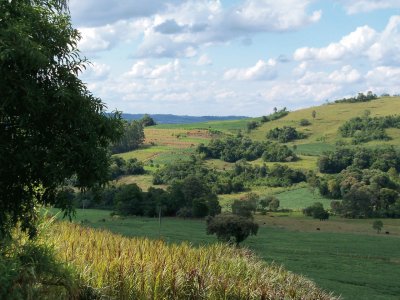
[53,208,400,300]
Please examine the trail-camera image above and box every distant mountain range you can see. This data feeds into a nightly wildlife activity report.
[120,113,249,124]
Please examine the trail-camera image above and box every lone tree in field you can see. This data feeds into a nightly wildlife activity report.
[372,220,383,234]
[312,110,317,119]
[206,214,259,246]
[0,0,123,238]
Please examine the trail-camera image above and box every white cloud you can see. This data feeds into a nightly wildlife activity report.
[196,54,212,66]
[337,0,400,14]
[328,65,362,84]
[365,66,400,94]
[78,19,150,53]
[294,25,377,61]
[224,0,321,33]
[125,60,180,79]
[224,59,277,81]
[81,62,111,81]
[367,16,400,65]
[294,16,400,66]
[69,0,186,27]
[122,0,320,58]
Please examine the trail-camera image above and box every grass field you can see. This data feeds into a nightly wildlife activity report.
[155,118,253,133]
[53,208,400,300]
[249,97,400,146]
[276,187,334,210]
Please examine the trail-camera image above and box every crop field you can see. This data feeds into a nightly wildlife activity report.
[49,222,335,299]
[52,209,400,300]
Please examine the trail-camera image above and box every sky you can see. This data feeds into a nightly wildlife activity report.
[69,0,400,116]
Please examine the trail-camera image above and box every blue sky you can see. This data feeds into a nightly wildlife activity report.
[69,0,400,116]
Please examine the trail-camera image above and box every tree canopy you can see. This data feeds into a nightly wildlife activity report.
[0,0,123,237]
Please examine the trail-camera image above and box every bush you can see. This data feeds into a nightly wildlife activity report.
[0,235,78,299]
[260,108,289,123]
[372,220,383,233]
[262,142,297,162]
[206,214,259,245]
[303,202,329,220]
[266,126,305,143]
[299,119,311,126]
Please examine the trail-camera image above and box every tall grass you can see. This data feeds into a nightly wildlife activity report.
[49,222,337,299]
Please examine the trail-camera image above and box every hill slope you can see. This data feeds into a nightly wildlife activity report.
[118,96,400,167]
[249,96,400,154]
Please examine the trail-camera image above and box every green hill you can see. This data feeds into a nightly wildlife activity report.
[118,96,400,171]
[249,96,400,154]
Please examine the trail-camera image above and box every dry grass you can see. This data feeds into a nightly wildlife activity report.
[249,97,400,145]
[50,222,338,299]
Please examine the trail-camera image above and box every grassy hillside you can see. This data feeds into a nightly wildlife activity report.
[53,209,400,300]
[119,96,400,168]
[249,96,400,152]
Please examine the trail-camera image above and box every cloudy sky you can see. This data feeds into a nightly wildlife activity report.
[70,0,400,116]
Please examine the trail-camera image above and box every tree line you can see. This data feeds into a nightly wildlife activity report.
[153,157,306,194]
[246,107,289,132]
[334,91,378,104]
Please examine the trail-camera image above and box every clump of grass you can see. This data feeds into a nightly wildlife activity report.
[50,222,338,299]
[0,220,79,300]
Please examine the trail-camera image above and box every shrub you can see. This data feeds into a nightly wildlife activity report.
[266,126,305,143]
[372,220,383,233]
[299,119,311,126]
[206,214,259,245]
[303,202,329,220]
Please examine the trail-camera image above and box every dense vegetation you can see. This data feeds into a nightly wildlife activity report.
[110,156,145,180]
[197,135,297,162]
[318,146,400,174]
[111,120,145,154]
[0,0,123,238]
[314,168,400,218]
[339,112,400,143]
[266,126,306,143]
[334,91,378,103]
[153,158,306,192]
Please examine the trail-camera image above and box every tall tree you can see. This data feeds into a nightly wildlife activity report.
[0,0,123,238]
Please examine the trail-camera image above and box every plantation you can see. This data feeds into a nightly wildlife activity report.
[52,209,400,300]
[47,222,336,299]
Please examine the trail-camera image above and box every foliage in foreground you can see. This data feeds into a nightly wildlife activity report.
[0,225,78,299]
[0,0,123,238]
[50,222,337,299]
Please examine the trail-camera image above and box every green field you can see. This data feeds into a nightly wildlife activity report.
[276,187,334,210]
[154,118,253,133]
[53,209,400,300]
